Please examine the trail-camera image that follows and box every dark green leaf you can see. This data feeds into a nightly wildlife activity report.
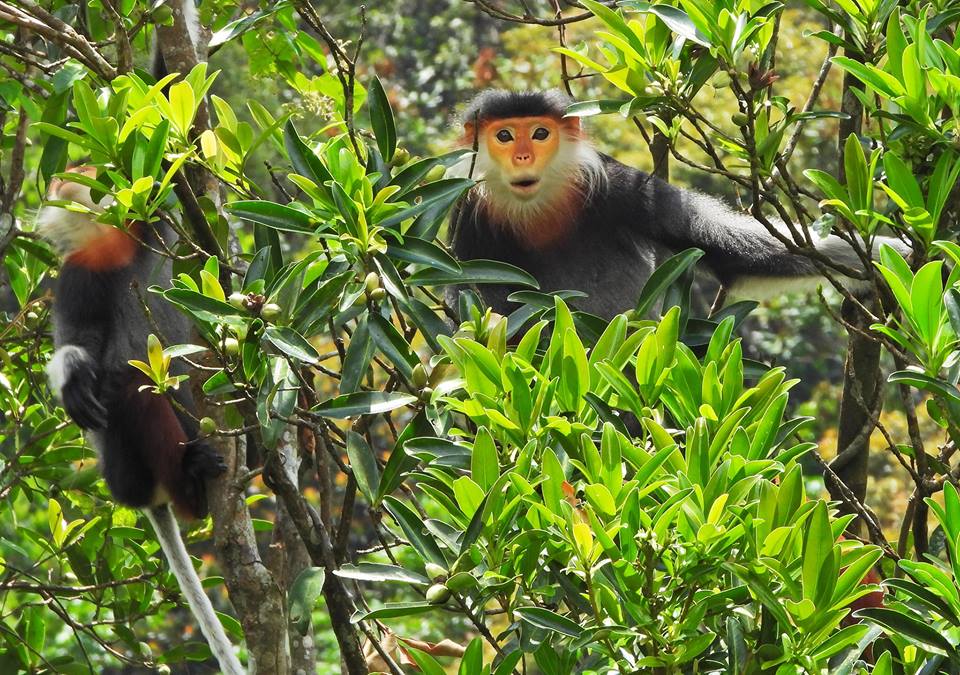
[313,391,417,418]
[368,76,397,162]
[382,496,446,565]
[288,567,325,635]
[515,607,583,638]
[263,326,320,364]
[635,248,704,316]
[334,563,428,585]
[346,431,380,504]
[227,200,316,234]
[407,259,539,288]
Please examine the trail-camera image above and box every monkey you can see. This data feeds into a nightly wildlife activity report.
[38,167,244,675]
[448,89,912,321]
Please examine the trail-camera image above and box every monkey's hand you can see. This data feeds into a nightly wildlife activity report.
[53,349,108,430]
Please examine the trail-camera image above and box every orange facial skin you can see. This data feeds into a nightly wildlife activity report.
[464,115,581,200]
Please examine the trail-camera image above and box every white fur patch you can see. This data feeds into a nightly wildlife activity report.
[456,134,607,235]
[47,345,90,398]
[35,205,110,256]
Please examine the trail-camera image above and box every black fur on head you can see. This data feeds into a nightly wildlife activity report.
[460,89,573,126]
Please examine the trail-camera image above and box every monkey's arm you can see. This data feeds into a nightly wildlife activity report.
[645,178,908,299]
[48,266,111,429]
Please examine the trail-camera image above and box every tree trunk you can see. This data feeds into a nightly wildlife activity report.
[828,58,881,534]
[158,1,290,669]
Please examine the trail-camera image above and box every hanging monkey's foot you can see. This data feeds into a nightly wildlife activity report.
[176,444,227,519]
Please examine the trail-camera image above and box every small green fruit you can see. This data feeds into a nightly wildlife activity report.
[731,112,749,127]
[152,4,173,24]
[445,572,477,592]
[364,272,381,293]
[426,583,450,603]
[391,147,410,166]
[260,303,282,321]
[352,291,368,307]
[419,386,434,402]
[223,337,240,356]
[369,287,387,302]
[228,292,247,310]
[711,72,731,88]
[199,417,217,434]
[412,364,428,388]
[424,563,447,581]
[424,165,446,182]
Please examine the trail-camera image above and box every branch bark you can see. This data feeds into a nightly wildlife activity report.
[828,51,882,537]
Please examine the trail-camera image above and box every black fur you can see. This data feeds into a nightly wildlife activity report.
[451,154,818,320]
[461,89,572,125]
[52,226,223,519]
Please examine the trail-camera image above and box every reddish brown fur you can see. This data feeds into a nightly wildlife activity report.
[123,374,199,519]
[478,184,582,250]
[66,222,140,271]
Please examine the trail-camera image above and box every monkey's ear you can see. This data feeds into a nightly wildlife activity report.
[561,116,582,135]
[462,120,478,146]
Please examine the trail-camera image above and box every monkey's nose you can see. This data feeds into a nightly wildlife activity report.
[514,153,532,163]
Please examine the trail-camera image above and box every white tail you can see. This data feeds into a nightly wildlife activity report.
[146,506,245,675]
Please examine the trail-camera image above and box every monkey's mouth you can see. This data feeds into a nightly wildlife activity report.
[509,178,541,195]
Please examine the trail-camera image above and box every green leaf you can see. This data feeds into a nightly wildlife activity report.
[346,431,380,505]
[377,178,473,229]
[168,81,197,136]
[263,326,320,364]
[459,638,483,675]
[283,119,333,187]
[832,56,905,98]
[889,370,960,403]
[802,501,833,603]
[288,567,325,635]
[227,200,317,234]
[334,563,429,585]
[385,235,461,274]
[858,607,956,655]
[382,496,446,565]
[368,313,418,379]
[313,391,418,418]
[648,5,711,47]
[352,602,435,621]
[407,259,538,288]
[515,607,583,638]
[368,76,397,162]
[471,427,500,491]
[635,248,704,317]
[340,315,374,394]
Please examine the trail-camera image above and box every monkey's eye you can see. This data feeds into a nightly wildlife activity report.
[532,127,550,141]
[495,129,513,143]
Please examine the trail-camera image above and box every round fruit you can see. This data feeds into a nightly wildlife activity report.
[424,563,447,581]
[199,417,217,434]
[364,272,381,293]
[369,287,387,302]
[426,584,451,603]
[260,303,282,321]
[412,364,428,388]
[228,292,247,310]
[223,337,240,356]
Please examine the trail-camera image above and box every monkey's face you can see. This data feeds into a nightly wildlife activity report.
[481,116,566,199]
[47,166,99,207]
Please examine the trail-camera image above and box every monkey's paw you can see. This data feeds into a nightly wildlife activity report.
[61,361,107,430]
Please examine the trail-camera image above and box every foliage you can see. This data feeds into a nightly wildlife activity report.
[3,0,960,672]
